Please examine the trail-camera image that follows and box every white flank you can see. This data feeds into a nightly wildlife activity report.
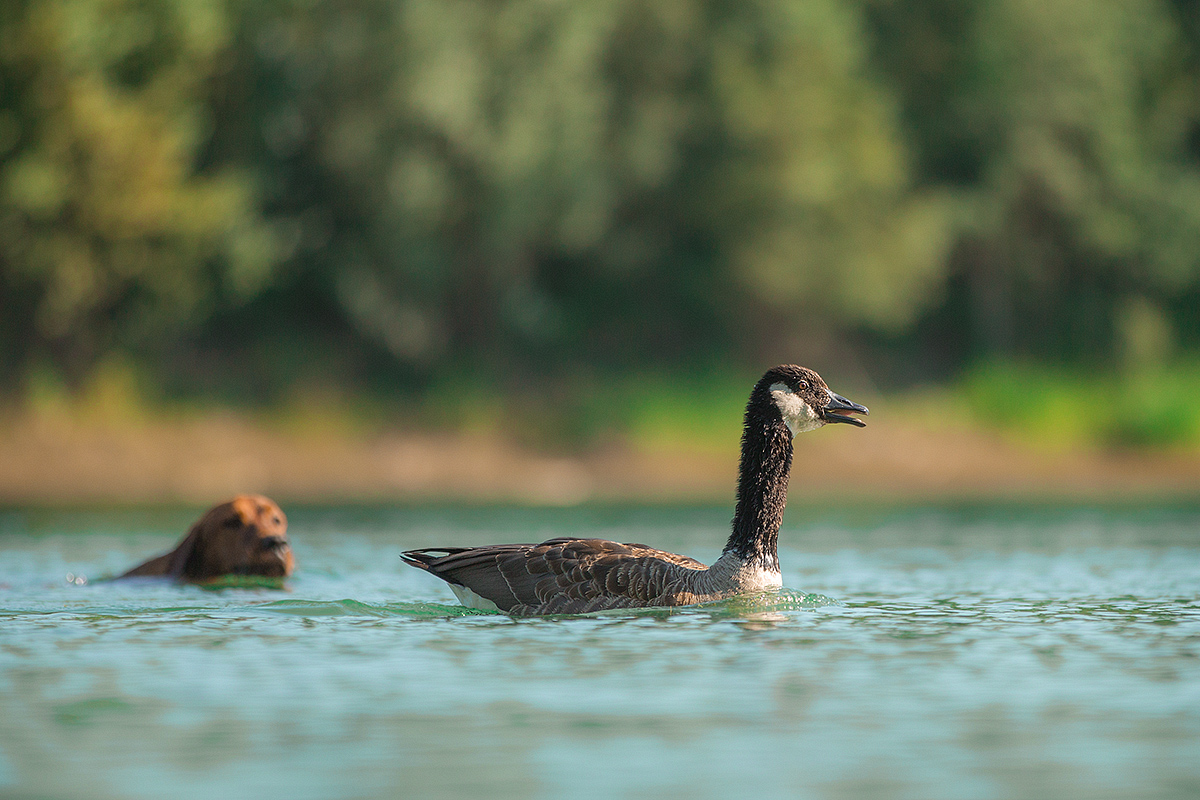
[450,584,501,611]
[734,562,783,592]
[706,552,783,593]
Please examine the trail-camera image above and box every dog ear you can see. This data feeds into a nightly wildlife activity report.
[166,522,204,580]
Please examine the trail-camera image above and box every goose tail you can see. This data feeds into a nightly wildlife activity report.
[400,547,471,575]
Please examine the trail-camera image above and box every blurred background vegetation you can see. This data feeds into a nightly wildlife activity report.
[5,0,1200,456]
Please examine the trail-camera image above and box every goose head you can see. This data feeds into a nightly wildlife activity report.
[759,365,869,436]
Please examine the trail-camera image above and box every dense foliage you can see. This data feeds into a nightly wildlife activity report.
[3,0,1200,402]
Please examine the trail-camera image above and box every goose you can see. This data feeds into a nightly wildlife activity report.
[401,365,867,615]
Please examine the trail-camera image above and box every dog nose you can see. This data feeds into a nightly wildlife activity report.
[259,536,289,552]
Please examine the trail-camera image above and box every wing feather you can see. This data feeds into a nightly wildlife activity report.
[402,537,713,615]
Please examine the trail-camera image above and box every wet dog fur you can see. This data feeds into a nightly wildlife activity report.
[119,495,294,582]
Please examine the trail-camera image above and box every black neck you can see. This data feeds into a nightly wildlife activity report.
[724,387,793,571]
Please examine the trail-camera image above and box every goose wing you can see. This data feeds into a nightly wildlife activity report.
[401,537,710,615]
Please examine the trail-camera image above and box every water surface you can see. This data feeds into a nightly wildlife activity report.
[1,503,1199,799]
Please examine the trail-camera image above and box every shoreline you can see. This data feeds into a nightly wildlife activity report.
[3,408,1199,507]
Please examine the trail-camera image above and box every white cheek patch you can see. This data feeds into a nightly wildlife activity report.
[769,382,823,436]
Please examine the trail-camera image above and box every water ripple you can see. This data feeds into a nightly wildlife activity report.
[2,505,1200,800]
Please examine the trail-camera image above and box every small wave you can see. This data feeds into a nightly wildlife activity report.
[198,576,290,591]
[250,590,838,620]
[252,598,494,618]
[695,589,842,618]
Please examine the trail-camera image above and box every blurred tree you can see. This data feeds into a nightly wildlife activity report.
[868,0,1200,365]
[208,0,951,394]
[708,0,953,351]
[0,0,276,389]
[6,0,1200,409]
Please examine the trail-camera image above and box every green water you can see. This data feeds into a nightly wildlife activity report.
[1,504,1198,799]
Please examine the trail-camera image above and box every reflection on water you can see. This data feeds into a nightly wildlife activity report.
[1,504,1199,799]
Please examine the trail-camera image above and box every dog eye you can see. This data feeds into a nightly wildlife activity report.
[272,516,282,526]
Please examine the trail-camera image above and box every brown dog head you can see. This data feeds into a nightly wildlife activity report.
[120,495,294,582]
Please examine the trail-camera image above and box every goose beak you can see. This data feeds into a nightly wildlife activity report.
[824,392,869,427]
